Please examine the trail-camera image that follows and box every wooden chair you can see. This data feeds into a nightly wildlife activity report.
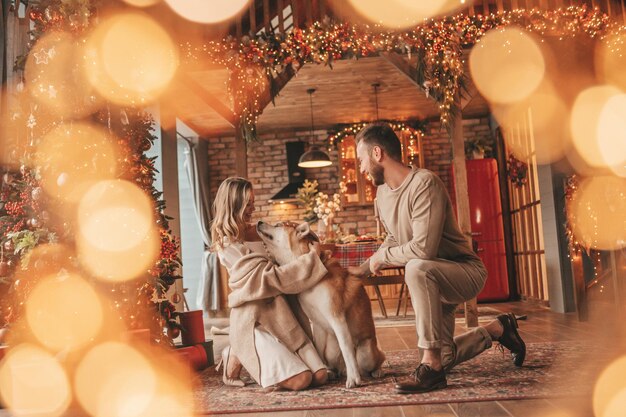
[362,267,406,318]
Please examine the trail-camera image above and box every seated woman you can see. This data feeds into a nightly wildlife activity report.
[211,177,329,390]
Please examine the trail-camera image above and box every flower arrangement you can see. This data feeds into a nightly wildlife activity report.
[314,191,342,226]
[464,136,493,159]
[296,180,346,225]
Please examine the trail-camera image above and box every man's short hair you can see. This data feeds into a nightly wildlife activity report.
[355,122,402,162]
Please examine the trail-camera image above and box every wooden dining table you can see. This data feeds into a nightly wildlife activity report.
[327,241,476,326]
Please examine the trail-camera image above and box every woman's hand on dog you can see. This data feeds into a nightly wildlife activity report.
[347,262,370,277]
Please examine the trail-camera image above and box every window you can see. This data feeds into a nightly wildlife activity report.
[337,127,424,205]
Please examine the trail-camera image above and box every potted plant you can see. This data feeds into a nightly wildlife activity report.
[464,137,493,159]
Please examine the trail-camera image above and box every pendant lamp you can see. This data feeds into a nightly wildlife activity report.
[298,88,332,168]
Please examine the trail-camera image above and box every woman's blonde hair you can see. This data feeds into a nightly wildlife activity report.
[210,177,253,251]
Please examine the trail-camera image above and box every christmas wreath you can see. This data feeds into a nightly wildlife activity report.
[507,154,528,187]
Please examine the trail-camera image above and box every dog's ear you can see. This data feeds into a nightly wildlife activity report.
[295,222,320,242]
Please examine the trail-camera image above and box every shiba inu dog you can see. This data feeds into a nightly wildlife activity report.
[256,221,386,388]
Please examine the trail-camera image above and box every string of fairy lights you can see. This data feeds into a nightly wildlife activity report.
[181,5,625,142]
[328,120,423,148]
[564,175,602,289]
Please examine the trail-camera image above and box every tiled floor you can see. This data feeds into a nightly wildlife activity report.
[207,299,625,417]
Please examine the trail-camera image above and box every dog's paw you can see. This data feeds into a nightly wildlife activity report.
[345,376,362,388]
[370,368,384,379]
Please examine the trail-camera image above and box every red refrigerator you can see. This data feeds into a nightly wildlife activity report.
[451,159,510,302]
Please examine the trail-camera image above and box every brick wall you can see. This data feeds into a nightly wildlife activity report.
[206,117,493,235]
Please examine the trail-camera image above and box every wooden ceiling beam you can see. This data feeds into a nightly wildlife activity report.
[179,72,238,127]
[380,52,423,90]
[175,115,214,137]
[461,83,478,110]
[258,64,298,112]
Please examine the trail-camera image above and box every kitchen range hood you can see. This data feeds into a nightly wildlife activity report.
[268,141,306,204]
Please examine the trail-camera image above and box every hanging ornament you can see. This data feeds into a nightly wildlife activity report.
[29,218,40,228]
[2,172,14,185]
[16,81,25,92]
[4,240,14,252]
[120,110,129,125]
[26,113,37,129]
[172,293,182,304]
[31,187,43,200]
[167,324,181,339]
[40,211,50,222]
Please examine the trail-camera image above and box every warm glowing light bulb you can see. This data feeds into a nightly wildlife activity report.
[0,344,71,417]
[570,85,622,170]
[494,81,569,164]
[83,13,178,106]
[77,180,160,282]
[570,176,626,251]
[596,32,626,92]
[597,94,626,170]
[25,31,101,119]
[164,0,251,24]
[75,342,157,417]
[470,26,545,104]
[26,272,103,352]
[345,0,466,28]
[594,356,626,417]
[122,0,161,7]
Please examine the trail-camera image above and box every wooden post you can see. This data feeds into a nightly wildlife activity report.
[451,95,479,328]
[159,104,185,312]
[277,0,285,32]
[234,118,248,178]
[263,0,271,33]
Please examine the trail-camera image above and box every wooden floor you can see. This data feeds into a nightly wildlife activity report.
[210,298,626,417]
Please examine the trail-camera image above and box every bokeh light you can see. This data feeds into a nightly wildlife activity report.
[83,13,178,106]
[122,0,161,7]
[75,342,157,417]
[597,93,626,170]
[594,356,626,417]
[35,122,119,203]
[470,26,545,104]
[24,31,101,119]
[77,180,159,282]
[570,85,622,170]
[135,360,194,417]
[596,32,626,92]
[570,176,626,251]
[345,0,464,28]
[0,344,71,417]
[494,81,569,163]
[164,0,251,24]
[25,272,103,352]
[0,90,21,169]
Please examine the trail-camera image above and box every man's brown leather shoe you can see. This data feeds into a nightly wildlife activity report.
[394,363,447,394]
[497,313,526,367]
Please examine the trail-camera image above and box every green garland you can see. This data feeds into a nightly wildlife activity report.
[328,119,426,148]
[183,5,621,142]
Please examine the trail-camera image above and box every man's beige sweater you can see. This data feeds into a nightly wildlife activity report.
[371,168,481,267]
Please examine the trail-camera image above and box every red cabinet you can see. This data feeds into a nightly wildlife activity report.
[451,159,510,302]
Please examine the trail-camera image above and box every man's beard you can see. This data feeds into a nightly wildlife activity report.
[370,161,385,186]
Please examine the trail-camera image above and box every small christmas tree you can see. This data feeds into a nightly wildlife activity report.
[0,0,182,345]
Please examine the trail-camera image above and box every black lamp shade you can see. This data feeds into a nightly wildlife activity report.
[298,147,332,168]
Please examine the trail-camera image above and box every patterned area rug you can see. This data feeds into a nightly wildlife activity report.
[193,341,601,414]
[374,305,504,327]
